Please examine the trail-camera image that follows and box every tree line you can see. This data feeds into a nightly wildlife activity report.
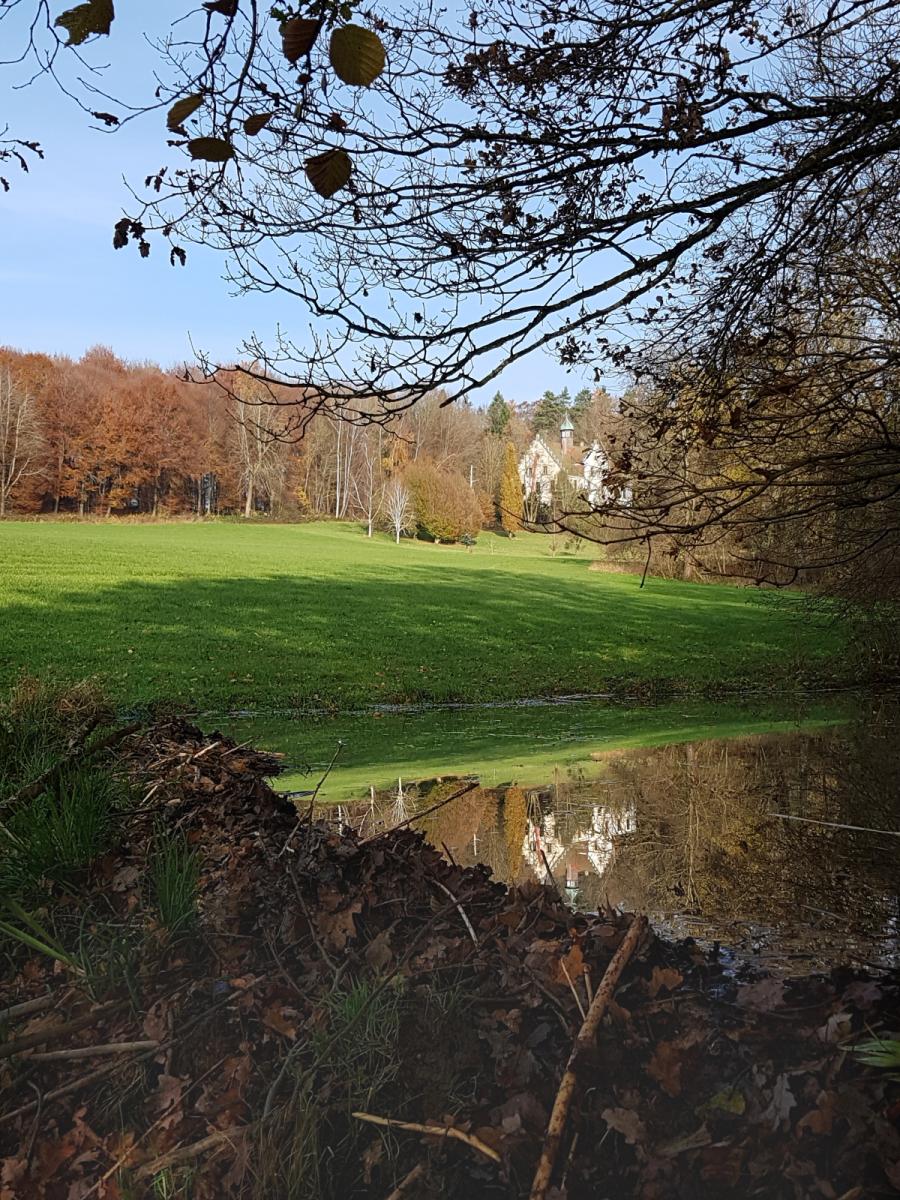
[0,345,618,539]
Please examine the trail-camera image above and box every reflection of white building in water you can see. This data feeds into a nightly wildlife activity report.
[522,804,637,895]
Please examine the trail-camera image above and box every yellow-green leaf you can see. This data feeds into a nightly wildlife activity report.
[281,17,319,64]
[167,94,204,132]
[55,0,114,45]
[329,24,385,87]
[305,148,352,198]
[188,137,236,163]
[243,112,273,136]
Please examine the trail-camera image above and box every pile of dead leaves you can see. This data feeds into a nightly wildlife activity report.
[1,720,897,1198]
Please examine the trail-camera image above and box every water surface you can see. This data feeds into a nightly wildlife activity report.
[210,696,898,971]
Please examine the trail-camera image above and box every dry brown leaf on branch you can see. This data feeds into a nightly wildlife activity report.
[281,17,319,63]
[329,25,386,86]
[167,95,204,132]
[305,148,352,198]
[55,0,114,46]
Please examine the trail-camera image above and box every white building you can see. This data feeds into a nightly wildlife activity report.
[518,417,616,507]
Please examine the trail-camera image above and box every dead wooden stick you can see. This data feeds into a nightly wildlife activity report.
[559,959,586,1021]
[0,994,56,1023]
[539,848,563,902]
[358,781,477,847]
[133,1127,242,1182]
[28,1040,158,1062]
[582,965,594,1006]
[0,979,263,1129]
[431,879,478,946]
[82,1055,228,1200]
[352,1112,501,1164]
[0,1062,125,1128]
[0,1000,124,1060]
[386,1163,426,1199]
[279,741,344,855]
[528,914,647,1200]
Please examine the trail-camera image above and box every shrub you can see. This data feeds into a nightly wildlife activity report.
[403,462,482,543]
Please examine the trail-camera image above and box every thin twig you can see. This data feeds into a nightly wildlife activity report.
[24,1081,42,1169]
[279,740,344,855]
[28,1040,158,1062]
[358,781,477,847]
[582,965,594,1006]
[263,902,460,1118]
[221,740,252,757]
[82,1055,228,1199]
[289,868,339,976]
[770,813,900,836]
[559,960,586,1021]
[189,740,221,762]
[431,879,478,946]
[529,915,647,1200]
[133,1126,243,1182]
[539,849,563,902]
[386,1162,425,1199]
[352,1112,501,1164]
[0,1063,121,1128]
[0,978,263,1128]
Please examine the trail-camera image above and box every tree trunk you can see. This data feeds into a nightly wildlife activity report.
[54,452,63,513]
[244,476,254,518]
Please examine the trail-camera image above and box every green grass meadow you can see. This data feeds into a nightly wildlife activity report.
[222,696,850,800]
[0,520,846,712]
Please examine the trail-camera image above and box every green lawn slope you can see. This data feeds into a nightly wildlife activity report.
[0,520,846,711]
[218,696,850,800]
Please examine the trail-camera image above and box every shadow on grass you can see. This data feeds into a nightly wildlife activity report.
[0,558,842,710]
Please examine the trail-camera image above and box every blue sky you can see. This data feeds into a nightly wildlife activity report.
[0,5,597,407]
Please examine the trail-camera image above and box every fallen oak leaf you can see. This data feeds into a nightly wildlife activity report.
[364,928,393,972]
[646,965,683,998]
[736,977,786,1011]
[647,1040,683,1097]
[601,1107,646,1145]
[762,1073,797,1130]
[655,1123,712,1157]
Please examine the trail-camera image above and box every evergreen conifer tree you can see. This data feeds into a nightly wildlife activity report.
[486,391,510,436]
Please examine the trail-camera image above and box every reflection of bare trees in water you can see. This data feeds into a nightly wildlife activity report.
[326,712,898,963]
[389,779,413,828]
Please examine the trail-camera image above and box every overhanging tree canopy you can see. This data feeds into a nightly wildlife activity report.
[3,0,899,584]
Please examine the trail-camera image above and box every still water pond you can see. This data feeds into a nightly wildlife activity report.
[210,696,898,972]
